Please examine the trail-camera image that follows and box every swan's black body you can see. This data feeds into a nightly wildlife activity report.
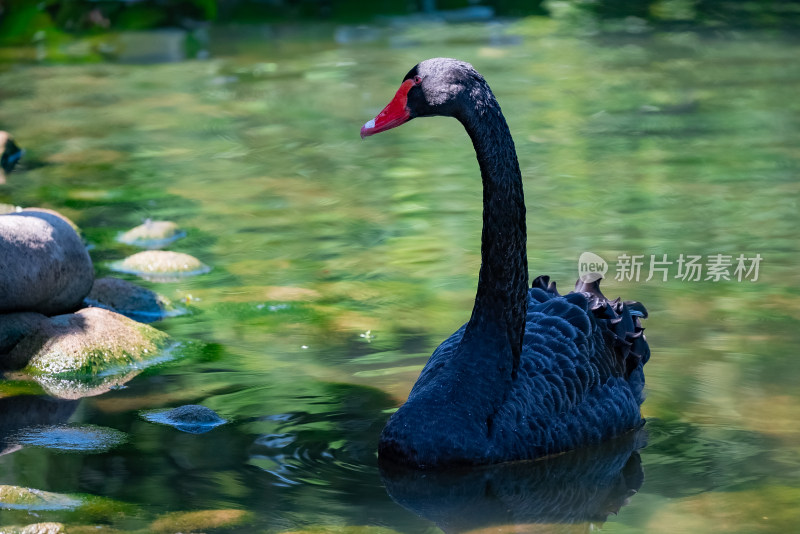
[363,58,649,468]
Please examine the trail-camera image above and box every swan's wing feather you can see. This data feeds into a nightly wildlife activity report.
[489,276,649,459]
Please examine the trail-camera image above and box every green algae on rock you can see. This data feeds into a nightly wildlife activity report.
[0,485,136,528]
[3,308,170,376]
[117,219,185,249]
[112,250,210,281]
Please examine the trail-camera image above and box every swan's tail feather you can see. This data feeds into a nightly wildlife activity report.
[532,274,560,296]
[570,278,650,398]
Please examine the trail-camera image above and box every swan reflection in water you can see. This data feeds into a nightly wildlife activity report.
[380,429,647,533]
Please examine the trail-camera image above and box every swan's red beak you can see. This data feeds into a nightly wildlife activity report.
[361,79,414,139]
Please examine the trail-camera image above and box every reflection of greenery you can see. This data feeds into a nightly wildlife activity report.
[1,0,798,49]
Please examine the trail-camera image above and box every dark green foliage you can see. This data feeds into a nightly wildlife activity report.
[1,0,798,42]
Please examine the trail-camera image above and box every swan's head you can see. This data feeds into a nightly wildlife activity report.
[361,58,481,138]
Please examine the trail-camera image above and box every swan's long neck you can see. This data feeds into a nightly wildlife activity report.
[458,83,529,372]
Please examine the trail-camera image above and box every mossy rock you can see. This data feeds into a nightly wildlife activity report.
[3,307,169,376]
[0,485,136,526]
[117,219,185,249]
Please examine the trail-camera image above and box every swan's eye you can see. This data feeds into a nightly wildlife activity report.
[413,75,422,85]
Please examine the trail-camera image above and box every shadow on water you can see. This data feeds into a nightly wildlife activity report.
[379,429,647,533]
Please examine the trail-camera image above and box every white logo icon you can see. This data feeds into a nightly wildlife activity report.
[578,252,608,283]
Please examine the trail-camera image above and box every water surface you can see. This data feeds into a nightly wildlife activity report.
[1,19,799,533]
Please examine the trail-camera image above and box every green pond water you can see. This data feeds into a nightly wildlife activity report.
[1,18,800,534]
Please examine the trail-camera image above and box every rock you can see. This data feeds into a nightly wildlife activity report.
[0,522,66,534]
[278,527,401,534]
[113,250,210,281]
[117,219,185,249]
[0,485,82,511]
[13,423,127,453]
[20,207,80,232]
[149,509,251,533]
[0,210,94,315]
[0,131,23,184]
[61,526,122,534]
[84,277,175,323]
[1,307,169,374]
[142,404,226,434]
[0,312,48,354]
[0,485,131,524]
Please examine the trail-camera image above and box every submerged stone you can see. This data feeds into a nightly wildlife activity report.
[117,219,185,249]
[0,522,66,534]
[0,210,94,315]
[2,307,170,375]
[149,509,251,533]
[84,277,178,323]
[0,486,133,526]
[13,423,127,453]
[0,396,78,454]
[142,404,226,434]
[112,250,210,281]
[0,486,82,511]
[278,527,401,534]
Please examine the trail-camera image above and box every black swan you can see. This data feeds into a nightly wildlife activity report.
[361,58,649,468]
